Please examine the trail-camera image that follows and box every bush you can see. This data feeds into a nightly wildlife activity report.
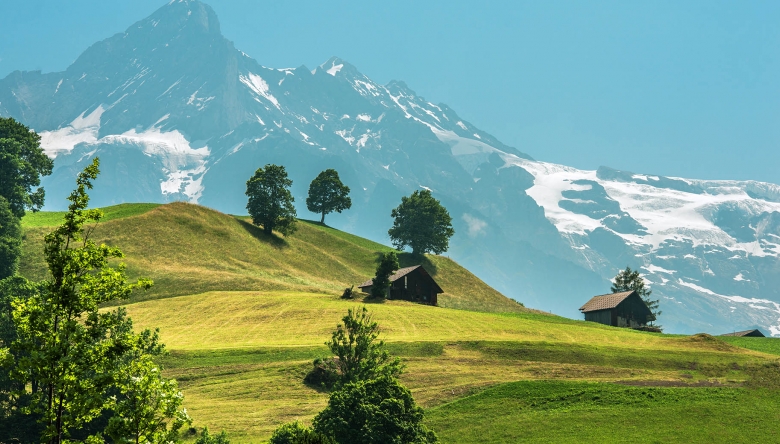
[270,421,335,444]
[195,427,230,444]
[313,376,438,444]
[303,357,340,390]
[341,285,354,299]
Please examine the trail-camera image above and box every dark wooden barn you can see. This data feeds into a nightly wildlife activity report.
[720,329,766,337]
[579,290,655,328]
[357,265,442,305]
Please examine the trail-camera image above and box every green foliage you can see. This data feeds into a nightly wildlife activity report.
[246,164,297,236]
[270,421,335,444]
[10,158,164,443]
[303,357,340,390]
[313,375,438,444]
[0,197,22,279]
[611,266,661,324]
[325,307,402,385]
[306,169,351,224]
[0,117,53,218]
[0,276,42,441]
[195,426,231,444]
[105,355,191,443]
[371,251,398,299]
[388,190,454,255]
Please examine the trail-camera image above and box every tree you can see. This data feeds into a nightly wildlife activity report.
[371,252,399,299]
[325,307,401,385]
[611,266,661,325]
[0,276,42,441]
[388,190,454,256]
[0,197,22,279]
[105,355,191,443]
[0,117,54,218]
[10,158,156,443]
[306,169,351,224]
[195,427,231,444]
[312,375,438,444]
[246,164,297,236]
[270,421,335,444]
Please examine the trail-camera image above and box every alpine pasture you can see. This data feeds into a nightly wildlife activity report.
[20,203,780,442]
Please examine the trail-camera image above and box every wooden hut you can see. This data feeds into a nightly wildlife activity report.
[720,329,765,337]
[579,290,655,328]
[357,265,442,305]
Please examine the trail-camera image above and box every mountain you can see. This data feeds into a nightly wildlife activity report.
[2,0,779,335]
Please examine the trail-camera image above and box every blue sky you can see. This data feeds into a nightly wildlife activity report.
[2,0,778,184]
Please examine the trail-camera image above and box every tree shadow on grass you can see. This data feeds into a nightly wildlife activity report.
[236,218,289,249]
[398,252,439,276]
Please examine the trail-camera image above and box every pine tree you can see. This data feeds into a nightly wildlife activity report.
[611,266,661,325]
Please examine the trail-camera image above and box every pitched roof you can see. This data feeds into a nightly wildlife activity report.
[358,265,422,288]
[358,265,443,293]
[719,329,766,337]
[579,291,636,312]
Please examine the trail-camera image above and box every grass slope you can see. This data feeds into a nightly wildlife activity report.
[425,380,780,443]
[123,291,779,441]
[19,203,780,442]
[20,202,524,313]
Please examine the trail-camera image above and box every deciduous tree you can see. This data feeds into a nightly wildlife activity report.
[11,158,155,443]
[388,190,454,256]
[306,169,351,224]
[313,375,438,444]
[246,164,297,236]
[371,252,398,299]
[611,266,661,325]
[0,197,22,279]
[106,355,191,443]
[325,307,401,384]
[0,117,53,218]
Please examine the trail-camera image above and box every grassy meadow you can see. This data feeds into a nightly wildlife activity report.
[19,203,780,443]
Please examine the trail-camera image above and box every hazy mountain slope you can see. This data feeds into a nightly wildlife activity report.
[3,0,780,335]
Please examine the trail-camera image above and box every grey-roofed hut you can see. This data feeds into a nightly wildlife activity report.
[579,290,655,328]
[357,265,442,305]
[720,329,765,337]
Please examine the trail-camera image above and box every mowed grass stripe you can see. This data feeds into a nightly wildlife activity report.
[123,291,768,355]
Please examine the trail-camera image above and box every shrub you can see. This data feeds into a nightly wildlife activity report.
[270,421,335,444]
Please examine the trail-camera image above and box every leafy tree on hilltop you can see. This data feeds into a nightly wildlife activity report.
[0,197,22,279]
[0,117,53,218]
[388,190,454,256]
[611,266,661,325]
[371,251,399,299]
[306,169,351,224]
[246,164,297,236]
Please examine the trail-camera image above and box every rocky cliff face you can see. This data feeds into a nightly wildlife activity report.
[2,0,779,335]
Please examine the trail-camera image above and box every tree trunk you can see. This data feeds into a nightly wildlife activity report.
[321,212,326,224]
[264,223,273,235]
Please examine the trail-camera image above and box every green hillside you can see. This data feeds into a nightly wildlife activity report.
[18,203,780,442]
[21,202,524,313]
